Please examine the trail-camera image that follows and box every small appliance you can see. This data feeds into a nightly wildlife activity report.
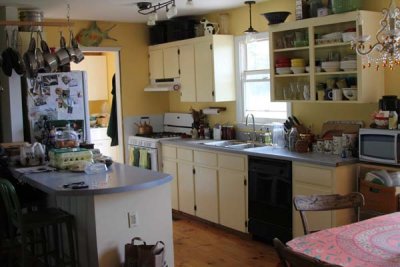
[359,128,400,166]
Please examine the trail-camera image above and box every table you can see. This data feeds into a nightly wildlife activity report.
[13,163,174,267]
[287,212,400,267]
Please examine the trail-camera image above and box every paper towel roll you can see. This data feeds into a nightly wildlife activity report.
[202,108,220,115]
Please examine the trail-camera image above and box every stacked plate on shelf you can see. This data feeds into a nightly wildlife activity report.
[340,60,357,71]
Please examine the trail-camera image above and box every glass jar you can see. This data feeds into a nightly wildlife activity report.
[272,123,285,148]
[309,0,323,17]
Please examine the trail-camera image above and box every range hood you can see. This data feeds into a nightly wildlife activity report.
[144,78,181,92]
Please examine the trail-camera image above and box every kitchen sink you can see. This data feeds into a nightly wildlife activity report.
[201,140,268,150]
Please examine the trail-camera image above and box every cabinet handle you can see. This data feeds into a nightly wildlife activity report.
[193,168,196,175]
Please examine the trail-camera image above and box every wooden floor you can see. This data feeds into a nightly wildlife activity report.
[173,217,280,267]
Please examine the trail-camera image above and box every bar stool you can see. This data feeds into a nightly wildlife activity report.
[0,178,78,267]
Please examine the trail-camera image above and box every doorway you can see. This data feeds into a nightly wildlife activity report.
[71,47,124,163]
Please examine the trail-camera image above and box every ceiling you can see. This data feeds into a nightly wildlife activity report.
[0,0,261,23]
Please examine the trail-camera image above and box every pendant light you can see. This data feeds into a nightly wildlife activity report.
[244,1,257,43]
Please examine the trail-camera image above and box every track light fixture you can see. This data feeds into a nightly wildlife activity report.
[137,0,178,25]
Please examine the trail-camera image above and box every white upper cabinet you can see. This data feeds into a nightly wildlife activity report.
[179,44,196,102]
[148,35,236,102]
[149,49,164,80]
[269,11,384,103]
[163,47,180,78]
[71,55,108,101]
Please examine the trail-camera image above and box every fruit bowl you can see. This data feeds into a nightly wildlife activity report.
[261,12,291,25]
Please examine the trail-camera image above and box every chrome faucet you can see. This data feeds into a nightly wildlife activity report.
[245,113,256,142]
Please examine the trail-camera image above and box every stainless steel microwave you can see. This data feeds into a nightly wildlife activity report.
[359,128,400,166]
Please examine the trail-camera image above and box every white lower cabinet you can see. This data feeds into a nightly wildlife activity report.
[177,161,195,215]
[194,166,219,223]
[161,144,248,232]
[292,162,357,237]
[219,169,247,232]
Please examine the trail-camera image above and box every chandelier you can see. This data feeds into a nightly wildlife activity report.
[352,0,400,70]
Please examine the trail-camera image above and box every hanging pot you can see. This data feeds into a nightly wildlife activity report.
[23,30,39,78]
[56,32,71,66]
[9,30,26,76]
[71,32,84,63]
[39,32,58,73]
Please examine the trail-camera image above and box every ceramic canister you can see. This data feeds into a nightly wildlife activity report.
[332,135,342,155]
[324,139,333,154]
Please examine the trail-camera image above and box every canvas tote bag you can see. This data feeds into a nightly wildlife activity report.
[124,237,166,267]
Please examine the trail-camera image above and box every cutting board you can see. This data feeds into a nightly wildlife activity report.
[321,121,363,139]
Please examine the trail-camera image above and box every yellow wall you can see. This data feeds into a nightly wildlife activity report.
[42,0,400,135]
[44,20,170,119]
[169,0,399,134]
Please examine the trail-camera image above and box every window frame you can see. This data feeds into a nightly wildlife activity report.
[235,32,291,125]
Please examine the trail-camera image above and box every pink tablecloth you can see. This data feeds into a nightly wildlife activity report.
[287,212,400,267]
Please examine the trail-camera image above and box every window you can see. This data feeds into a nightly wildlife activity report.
[235,32,290,124]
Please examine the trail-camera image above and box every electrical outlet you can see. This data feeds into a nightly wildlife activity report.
[128,211,138,228]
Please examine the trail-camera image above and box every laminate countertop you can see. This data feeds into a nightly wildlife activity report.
[160,139,359,167]
[13,162,172,196]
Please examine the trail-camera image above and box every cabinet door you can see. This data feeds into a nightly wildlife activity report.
[163,47,180,78]
[179,44,196,102]
[177,162,195,215]
[219,169,247,232]
[163,160,179,210]
[149,49,164,80]
[194,166,218,223]
[70,55,108,100]
[194,41,214,102]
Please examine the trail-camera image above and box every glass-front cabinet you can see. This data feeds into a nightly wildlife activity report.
[269,11,384,103]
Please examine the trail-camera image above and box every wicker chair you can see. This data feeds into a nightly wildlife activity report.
[293,192,365,235]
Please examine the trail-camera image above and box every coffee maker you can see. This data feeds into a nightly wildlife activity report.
[379,95,400,113]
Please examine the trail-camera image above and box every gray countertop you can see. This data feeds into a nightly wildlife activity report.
[13,162,172,196]
[161,139,358,167]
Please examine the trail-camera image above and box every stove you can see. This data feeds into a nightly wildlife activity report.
[128,113,193,171]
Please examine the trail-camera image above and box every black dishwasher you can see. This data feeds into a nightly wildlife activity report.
[248,156,292,243]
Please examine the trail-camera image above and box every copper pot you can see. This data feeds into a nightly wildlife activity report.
[135,121,153,135]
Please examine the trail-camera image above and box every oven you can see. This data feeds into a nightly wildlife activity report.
[128,113,193,172]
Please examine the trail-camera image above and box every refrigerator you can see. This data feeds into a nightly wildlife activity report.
[25,71,91,145]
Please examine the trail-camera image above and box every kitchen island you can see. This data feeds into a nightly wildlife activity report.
[14,162,174,267]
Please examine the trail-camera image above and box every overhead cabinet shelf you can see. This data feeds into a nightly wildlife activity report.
[269,11,384,103]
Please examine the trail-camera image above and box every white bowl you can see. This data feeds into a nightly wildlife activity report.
[342,32,357,42]
[321,61,340,68]
[290,67,305,74]
[342,88,358,100]
[276,67,291,75]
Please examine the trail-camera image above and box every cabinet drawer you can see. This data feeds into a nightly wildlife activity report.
[219,153,246,172]
[194,150,217,167]
[162,145,177,159]
[177,148,193,162]
[294,163,333,187]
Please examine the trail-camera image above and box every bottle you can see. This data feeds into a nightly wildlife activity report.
[191,128,198,139]
[288,127,298,151]
[264,128,272,145]
[389,111,398,129]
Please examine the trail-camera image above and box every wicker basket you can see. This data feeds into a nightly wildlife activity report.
[331,0,361,14]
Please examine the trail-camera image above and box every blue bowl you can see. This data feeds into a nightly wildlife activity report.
[261,11,291,25]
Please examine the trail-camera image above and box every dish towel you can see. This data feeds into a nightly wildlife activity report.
[139,149,148,169]
[133,148,140,167]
